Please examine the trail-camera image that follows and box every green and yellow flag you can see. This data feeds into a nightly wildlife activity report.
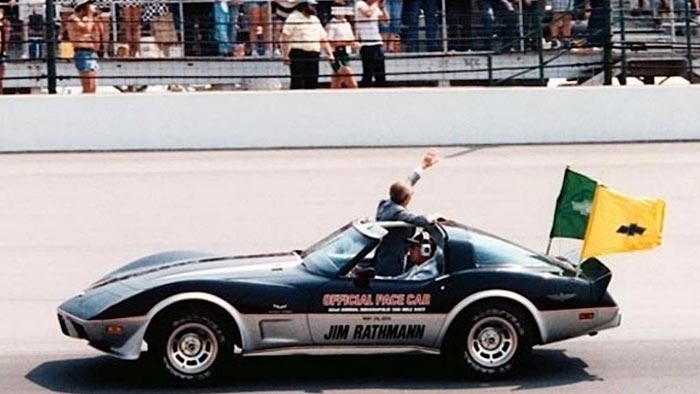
[580,185,666,259]
[549,169,597,240]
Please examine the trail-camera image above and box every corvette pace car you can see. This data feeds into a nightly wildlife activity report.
[58,219,621,382]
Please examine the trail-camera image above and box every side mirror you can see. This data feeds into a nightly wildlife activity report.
[353,266,375,288]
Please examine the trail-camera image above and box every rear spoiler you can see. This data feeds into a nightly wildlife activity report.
[578,257,613,299]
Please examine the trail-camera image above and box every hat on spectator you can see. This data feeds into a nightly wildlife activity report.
[74,0,94,9]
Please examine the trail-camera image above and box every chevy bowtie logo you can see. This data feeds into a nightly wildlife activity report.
[617,223,646,236]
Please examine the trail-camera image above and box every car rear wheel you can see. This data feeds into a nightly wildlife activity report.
[151,311,231,382]
[447,302,532,379]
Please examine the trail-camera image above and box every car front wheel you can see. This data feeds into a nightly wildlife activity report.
[151,312,230,382]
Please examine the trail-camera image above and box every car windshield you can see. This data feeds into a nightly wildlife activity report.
[303,227,378,277]
[468,230,557,269]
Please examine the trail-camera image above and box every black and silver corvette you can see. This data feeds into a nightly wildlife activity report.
[58,219,621,381]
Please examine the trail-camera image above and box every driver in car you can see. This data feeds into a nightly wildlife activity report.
[392,232,440,281]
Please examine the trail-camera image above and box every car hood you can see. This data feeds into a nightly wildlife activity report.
[89,250,303,290]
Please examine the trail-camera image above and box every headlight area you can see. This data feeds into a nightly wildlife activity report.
[57,282,148,360]
[57,309,148,360]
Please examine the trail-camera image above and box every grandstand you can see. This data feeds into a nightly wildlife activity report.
[1,0,699,93]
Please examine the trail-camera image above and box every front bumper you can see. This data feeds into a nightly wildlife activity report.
[57,309,148,360]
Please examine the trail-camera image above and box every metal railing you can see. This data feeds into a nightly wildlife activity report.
[1,0,699,92]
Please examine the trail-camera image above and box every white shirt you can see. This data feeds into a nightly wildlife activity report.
[282,10,327,53]
[396,259,439,281]
[354,1,382,46]
[327,17,355,43]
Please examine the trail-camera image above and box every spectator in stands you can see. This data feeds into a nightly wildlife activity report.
[213,0,235,56]
[120,0,141,57]
[281,0,334,89]
[477,0,518,52]
[630,0,652,16]
[522,0,543,51]
[586,0,606,47]
[550,0,574,48]
[0,5,9,94]
[355,0,388,87]
[148,2,179,57]
[273,0,298,57]
[381,0,403,52]
[403,0,440,52]
[94,0,111,58]
[247,0,272,56]
[67,0,102,93]
[445,0,473,51]
[327,3,359,88]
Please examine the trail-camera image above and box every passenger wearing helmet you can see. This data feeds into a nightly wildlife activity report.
[393,232,440,281]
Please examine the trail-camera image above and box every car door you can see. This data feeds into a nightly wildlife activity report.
[307,275,449,348]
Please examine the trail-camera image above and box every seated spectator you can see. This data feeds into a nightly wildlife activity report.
[327,4,359,88]
[550,0,574,48]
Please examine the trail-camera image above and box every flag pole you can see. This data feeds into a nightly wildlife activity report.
[546,164,571,255]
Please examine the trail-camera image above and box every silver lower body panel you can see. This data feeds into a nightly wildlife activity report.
[57,309,148,360]
[539,306,621,344]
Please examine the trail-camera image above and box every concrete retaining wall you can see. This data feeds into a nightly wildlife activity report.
[1,86,699,152]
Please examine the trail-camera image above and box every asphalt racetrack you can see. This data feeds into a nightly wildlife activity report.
[1,142,699,393]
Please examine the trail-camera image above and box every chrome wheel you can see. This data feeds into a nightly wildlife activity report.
[466,316,518,368]
[166,322,219,375]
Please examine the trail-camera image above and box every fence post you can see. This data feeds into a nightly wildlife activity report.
[684,0,694,83]
[617,0,627,85]
[536,1,545,85]
[603,0,612,85]
[487,54,493,85]
[45,0,57,94]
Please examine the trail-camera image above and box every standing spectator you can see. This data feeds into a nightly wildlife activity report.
[381,0,403,52]
[281,0,334,89]
[272,0,297,56]
[67,0,102,93]
[0,5,9,94]
[403,0,439,52]
[477,0,518,52]
[327,3,358,88]
[213,0,234,55]
[522,0,543,51]
[120,0,141,57]
[445,0,472,51]
[585,0,605,47]
[355,0,388,87]
[149,3,179,57]
[247,0,271,56]
[94,0,112,58]
[550,0,574,48]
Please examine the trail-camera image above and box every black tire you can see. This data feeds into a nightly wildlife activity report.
[445,302,533,379]
[149,310,232,383]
